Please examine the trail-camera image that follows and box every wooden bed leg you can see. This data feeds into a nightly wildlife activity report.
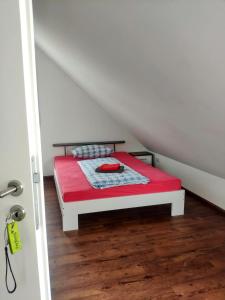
[171,198,185,216]
[62,209,79,231]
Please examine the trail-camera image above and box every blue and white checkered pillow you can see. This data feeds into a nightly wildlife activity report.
[72,145,113,159]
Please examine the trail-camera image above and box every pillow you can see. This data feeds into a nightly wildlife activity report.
[71,144,113,159]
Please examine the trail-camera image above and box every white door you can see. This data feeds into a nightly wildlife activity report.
[0,0,51,299]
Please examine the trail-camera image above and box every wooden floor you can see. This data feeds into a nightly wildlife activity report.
[44,177,225,300]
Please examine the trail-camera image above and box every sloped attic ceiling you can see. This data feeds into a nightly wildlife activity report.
[33,0,225,178]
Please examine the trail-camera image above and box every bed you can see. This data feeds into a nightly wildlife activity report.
[53,141,185,231]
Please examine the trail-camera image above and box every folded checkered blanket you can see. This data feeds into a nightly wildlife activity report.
[77,157,150,189]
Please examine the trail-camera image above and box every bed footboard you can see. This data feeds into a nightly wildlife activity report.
[54,170,185,232]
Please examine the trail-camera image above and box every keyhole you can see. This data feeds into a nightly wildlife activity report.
[10,205,26,222]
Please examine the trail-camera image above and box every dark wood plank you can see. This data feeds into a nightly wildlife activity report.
[44,177,225,300]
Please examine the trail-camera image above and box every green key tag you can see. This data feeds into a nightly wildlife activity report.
[7,221,22,254]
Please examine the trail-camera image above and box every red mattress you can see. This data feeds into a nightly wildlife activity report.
[54,152,181,202]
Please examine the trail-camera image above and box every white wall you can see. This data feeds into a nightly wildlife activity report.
[35,47,145,175]
[36,49,225,210]
[154,152,225,210]
[34,0,225,178]
[34,1,225,209]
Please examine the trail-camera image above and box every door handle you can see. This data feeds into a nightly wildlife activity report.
[0,180,23,198]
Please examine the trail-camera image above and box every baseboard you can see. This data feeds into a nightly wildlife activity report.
[183,187,225,214]
[153,152,225,211]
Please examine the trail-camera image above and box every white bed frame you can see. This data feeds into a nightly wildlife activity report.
[54,169,185,231]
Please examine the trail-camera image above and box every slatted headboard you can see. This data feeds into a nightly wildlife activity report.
[53,140,125,156]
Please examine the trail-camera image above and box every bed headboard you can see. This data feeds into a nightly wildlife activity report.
[53,140,125,156]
